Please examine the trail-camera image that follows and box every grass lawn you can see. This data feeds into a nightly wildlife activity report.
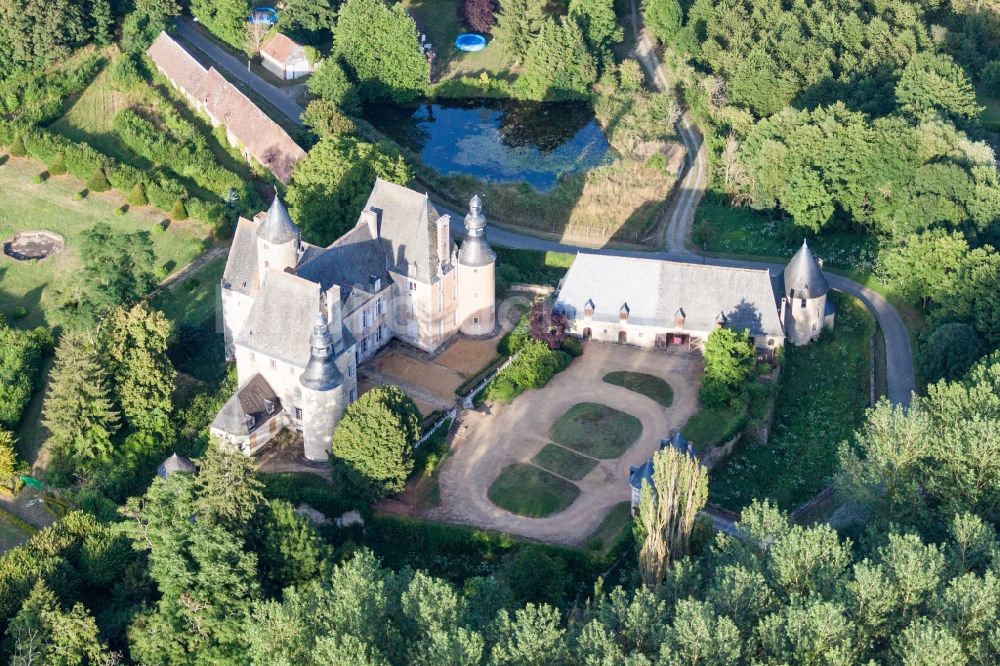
[488,463,580,517]
[493,246,575,286]
[549,402,643,459]
[585,500,632,554]
[0,157,210,329]
[531,444,599,481]
[708,292,875,512]
[682,407,746,453]
[403,0,510,83]
[603,371,673,407]
[152,255,226,326]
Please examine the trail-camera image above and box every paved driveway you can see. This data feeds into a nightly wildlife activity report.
[427,343,702,545]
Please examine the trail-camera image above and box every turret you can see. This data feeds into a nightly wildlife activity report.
[456,194,496,336]
[298,306,345,462]
[256,190,300,282]
[782,240,831,345]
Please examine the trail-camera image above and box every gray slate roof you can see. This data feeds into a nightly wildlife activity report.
[556,254,784,338]
[223,218,259,296]
[296,222,391,301]
[211,374,281,436]
[783,240,828,300]
[363,178,451,282]
[236,271,321,366]
[258,194,299,244]
[156,453,196,478]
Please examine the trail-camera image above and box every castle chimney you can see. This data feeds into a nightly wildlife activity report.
[325,285,343,351]
[436,214,450,272]
[361,208,378,237]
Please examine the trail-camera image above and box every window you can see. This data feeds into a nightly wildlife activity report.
[360,337,368,354]
[408,280,417,291]
[361,309,369,328]
[376,297,384,316]
[801,298,806,308]
[350,388,358,402]
[349,363,354,377]
[270,359,277,369]
[768,338,775,347]
[376,326,383,343]
[294,407,303,420]
[473,316,480,324]
[249,352,256,361]
[264,261,270,269]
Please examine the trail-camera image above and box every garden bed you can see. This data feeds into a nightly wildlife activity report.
[603,371,673,407]
[531,444,598,481]
[549,402,643,458]
[487,463,580,517]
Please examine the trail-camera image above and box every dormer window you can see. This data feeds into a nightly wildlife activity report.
[716,312,727,327]
[619,303,630,321]
[584,299,594,318]
[263,399,275,415]
[675,308,685,327]
[245,414,256,431]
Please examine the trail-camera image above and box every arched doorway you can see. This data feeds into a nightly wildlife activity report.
[618,330,627,344]
[582,327,592,340]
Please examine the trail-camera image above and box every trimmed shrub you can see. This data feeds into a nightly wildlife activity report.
[87,169,111,192]
[8,134,28,157]
[72,191,84,200]
[31,173,43,184]
[170,198,188,220]
[112,206,125,217]
[48,152,67,175]
[127,183,147,207]
[108,164,144,192]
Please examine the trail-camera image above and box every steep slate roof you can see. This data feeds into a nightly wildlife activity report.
[258,193,299,244]
[194,67,306,184]
[146,32,207,93]
[156,453,196,478]
[363,178,451,282]
[236,271,321,366]
[261,33,307,65]
[223,218,259,296]
[783,240,829,300]
[556,254,784,338]
[296,223,391,300]
[211,374,282,436]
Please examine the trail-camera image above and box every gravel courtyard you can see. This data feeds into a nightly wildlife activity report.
[426,342,702,545]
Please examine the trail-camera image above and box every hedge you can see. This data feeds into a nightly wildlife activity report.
[455,354,509,397]
[0,508,37,536]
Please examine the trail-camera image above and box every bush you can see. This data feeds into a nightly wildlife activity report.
[87,169,110,192]
[112,206,125,217]
[170,198,188,221]
[31,173,43,184]
[700,327,756,408]
[8,135,24,156]
[485,341,571,403]
[108,54,143,91]
[561,336,583,357]
[48,152,67,175]
[73,191,85,200]
[127,183,147,207]
[618,59,645,91]
[108,164,144,192]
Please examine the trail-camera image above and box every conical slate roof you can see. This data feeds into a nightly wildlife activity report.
[299,309,343,391]
[783,240,828,300]
[157,453,196,478]
[458,193,495,268]
[258,191,299,245]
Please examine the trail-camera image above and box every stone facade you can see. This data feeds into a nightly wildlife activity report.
[211,181,496,461]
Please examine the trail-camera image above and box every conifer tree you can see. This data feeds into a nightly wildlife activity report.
[0,430,20,487]
[193,445,265,535]
[104,303,175,437]
[516,17,598,101]
[7,580,115,665]
[8,134,25,157]
[493,0,545,64]
[127,182,147,207]
[41,330,119,466]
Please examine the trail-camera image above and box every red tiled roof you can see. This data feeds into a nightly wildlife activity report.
[260,33,303,65]
[194,68,306,184]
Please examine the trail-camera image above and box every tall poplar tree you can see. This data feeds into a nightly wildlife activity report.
[41,331,119,466]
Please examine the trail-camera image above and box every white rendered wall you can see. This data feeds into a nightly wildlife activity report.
[456,261,495,336]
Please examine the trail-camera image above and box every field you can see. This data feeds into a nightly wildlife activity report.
[549,402,643,459]
[708,293,875,511]
[488,463,580,517]
[682,406,746,453]
[0,157,210,329]
[531,444,599,481]
[603,371,674,407]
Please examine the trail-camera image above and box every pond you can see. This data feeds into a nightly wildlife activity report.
[365,100,612,191]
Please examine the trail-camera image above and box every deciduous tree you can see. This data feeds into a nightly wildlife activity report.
[895,52,982,122]
[460,0,499,33]
[307,59,362,115]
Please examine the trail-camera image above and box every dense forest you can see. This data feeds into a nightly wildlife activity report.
[0,0,999,663]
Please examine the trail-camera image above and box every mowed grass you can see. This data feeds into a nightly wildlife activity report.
[488,463,580,517]
[0,157,210,329]
[709,292,874,511]
[603,371,673,407]
[531,444,598,481]
[402,0,510,82]
[549,402,642,459]
[152,255,226,326]
[682,407,746,453]
[585,500,632,554]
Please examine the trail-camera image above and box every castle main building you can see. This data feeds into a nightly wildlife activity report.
[211,180,496,461]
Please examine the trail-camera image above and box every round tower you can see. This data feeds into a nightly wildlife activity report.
[256,191,300,282]
[298,308,346,462]
[456,194,496,336]
[783,240,830,345]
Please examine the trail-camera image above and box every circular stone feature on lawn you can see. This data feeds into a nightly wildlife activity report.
[603,371,674,407]
[549,402,643,459]
[3,230,65,261]
[488,463,580,517]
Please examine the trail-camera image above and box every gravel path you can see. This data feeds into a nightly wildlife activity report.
[427,344,702,545]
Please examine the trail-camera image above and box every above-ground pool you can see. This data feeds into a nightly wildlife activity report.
[249,6,277,24]
[455,33,487,52]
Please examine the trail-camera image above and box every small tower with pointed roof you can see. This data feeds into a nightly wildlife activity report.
[256,190,301,283]
[782,240,833,345]
[456,194,496,336]
[298,305,346,461]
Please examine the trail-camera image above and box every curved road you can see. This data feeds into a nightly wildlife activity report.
[176,12,915,406]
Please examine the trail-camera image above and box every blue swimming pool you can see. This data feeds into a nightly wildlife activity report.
[455,33,487,52]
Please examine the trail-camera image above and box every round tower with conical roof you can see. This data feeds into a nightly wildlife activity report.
[256,191,300,282]
[782,240,832,345]
[298,307,346,461]
[456,194,496,336]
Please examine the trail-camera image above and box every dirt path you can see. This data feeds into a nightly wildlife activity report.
[427,343,702,545]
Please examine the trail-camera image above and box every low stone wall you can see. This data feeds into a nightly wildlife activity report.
[508,283,555,296]
[699,432,742,470]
